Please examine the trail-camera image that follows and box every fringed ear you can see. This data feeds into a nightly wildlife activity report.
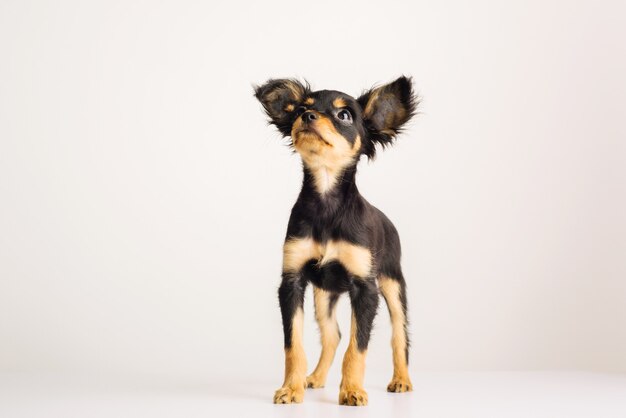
[357,76,418,158]
[254,79,310,136]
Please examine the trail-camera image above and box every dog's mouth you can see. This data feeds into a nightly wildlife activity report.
[292,127,332,147]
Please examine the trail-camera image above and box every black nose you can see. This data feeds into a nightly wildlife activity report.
[302,111,318,123]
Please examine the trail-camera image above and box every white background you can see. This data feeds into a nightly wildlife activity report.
[1,0,625,394]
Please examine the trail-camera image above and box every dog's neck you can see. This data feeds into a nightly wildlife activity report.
[301,162,359,202]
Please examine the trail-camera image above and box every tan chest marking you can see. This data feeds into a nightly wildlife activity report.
[283,238,372,278]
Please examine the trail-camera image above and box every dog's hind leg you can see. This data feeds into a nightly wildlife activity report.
[378,274,413,392]
[306,287,341,388]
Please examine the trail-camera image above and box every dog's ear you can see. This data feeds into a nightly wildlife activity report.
[357,76,418,158]
[254,79,309,136]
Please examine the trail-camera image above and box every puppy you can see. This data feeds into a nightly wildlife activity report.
[254,77,417,406]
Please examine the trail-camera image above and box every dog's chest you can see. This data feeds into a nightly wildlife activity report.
[283,237,372,279]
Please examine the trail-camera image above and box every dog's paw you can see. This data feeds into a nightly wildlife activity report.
[306,373,326,389]
[339,387,368,406]
[387,377,413,393]
[273,386,304,404]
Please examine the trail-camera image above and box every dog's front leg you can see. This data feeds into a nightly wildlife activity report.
[339,279,379,406]
[273,272,308,404]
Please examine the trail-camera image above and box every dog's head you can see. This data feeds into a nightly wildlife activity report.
[254,77,418,167]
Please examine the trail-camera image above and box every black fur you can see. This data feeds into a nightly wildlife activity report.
[357,76,418,159]
[255,77,417,357]
[349,279,380,350]
[254,79,311,136]
[278,272,307,348]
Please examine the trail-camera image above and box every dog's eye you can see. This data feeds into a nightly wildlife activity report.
[337,109,352,123]
[294,106,307,117]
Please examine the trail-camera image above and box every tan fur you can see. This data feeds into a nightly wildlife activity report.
[339,315,368,406]
[263,80,305,105]
[319,240,371,278]
[291,115,362,195]
[282,238,372,278]
[333,97,347,108]
[306,288,341,388]
[285,81,305,102]
[283,238,318,273]
[304,97,315,105]
[363,89,380,118]
[378,276,413,392]
[363,88,408,137]
[273,308,307,403]
[284,103,295,112]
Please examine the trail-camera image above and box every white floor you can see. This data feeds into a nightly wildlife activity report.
[1,371,625,418]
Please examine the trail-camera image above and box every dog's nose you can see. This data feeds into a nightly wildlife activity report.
[302,111,318,123]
